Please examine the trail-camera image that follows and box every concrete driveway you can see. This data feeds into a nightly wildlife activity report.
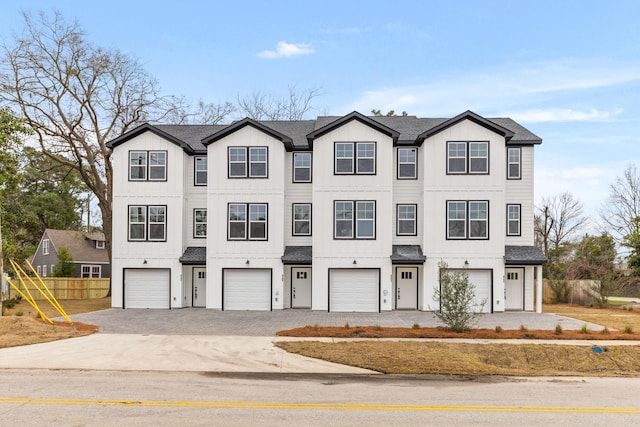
[68,308,604,336]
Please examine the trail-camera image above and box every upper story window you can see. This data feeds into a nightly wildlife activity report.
[397,204,417,236]
[228,147,268,178]
[293,203,311,236]
[129,151,167,181]
[293,152,312,182]
[507,204,521,236]
[228,203,268,240]
[335,142,376,175]
[447,142,489,174]
[95,240,105,249]
[397,148,417,179]
[334,200,376,239]
[128,205,167,242]
[507,147,521,179]
[195,156,208,185]
[446,200,488,240]
[194,209,207,238]
[42,239,49,255]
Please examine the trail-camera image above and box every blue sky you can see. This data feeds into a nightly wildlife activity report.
[2,0,640,227]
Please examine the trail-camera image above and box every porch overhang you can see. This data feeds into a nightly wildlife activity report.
[281,246,312,265]
[391,245,426,264]
[179,247,206,265]
[504,245,547,265]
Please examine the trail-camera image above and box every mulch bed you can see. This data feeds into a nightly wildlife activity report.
[277,325,639,340]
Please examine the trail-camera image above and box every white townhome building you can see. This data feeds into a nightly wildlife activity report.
[106,110,546,313]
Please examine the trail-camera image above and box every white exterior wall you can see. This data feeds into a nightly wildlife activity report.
[312,120,394,311]
[183,155,208,248]
[505,145,535,245]
[110,133,187,308]
[524,265,535,311]
[206,126,286,309]
[392,147,424,246]
[422,120,508,312]
[284,151,313,246]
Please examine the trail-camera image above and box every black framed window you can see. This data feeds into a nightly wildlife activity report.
[293,152,312,182]
[507,147,521,179]
[249,147,268,177]
[129,150,167,181]
[397,204,417,235]
[194,209,207,238]
[128,205,166,241]
[398,148,417,179]
[229,147,247,177]
[447,201,488,240]
[293,204,311,236]
[228,147,268,178]
[195,156,207,185]
[228,203,268,240]
[334,200,376,239]
[507,204,521,236]
[335,142,376,175]
[447,142,489,174]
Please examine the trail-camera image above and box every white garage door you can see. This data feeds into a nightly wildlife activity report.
[224,269,271,311]
[448,269,492,313]
[124,269,170,309]
[329,269,379,312]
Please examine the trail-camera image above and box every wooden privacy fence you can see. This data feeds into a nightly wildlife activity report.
[7,278,110,300]
[543,279,598,305]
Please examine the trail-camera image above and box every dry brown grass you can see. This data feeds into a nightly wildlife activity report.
[543,303,640,332]
[276,341,640,377]
[0,298,108,348]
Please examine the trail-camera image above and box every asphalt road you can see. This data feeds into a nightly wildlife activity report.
[1,370,639,426]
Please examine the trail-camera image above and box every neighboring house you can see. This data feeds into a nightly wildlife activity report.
[106,110,546,312]
[31,229,110,278]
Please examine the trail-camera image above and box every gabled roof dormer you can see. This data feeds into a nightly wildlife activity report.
[415,110,515,145]
[306,111,400,148]
[202,117,295,151]
[105,123,198,154]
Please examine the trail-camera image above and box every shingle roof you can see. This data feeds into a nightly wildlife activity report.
[391,245,426,264]
[281,246,312,264]
[179,247,206,265]
[44,229,108,263]
[504,245,547,265]
[107,111,541,153]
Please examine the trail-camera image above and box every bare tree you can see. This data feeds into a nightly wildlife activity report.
[535,191,587,276]
[237,85,322,120]
[600,163,640,243]
[163,98,235,125]
[0,11,228,279]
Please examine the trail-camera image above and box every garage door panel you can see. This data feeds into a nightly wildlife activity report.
[330,269,379,313]
[448,269,492,313]
[224,269,271,311]
[125,269,170,309]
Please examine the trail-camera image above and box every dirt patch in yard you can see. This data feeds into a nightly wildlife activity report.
[1,298,108,348]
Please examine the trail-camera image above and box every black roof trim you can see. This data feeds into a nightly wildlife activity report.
[390,245,426,264]
[416,110,515,145]
[202,118,295,151]
[105,123,196,154]
[306,111,400,147]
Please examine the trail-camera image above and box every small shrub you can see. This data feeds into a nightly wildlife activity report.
[624,325,634,334]
[548,280,570,304]
[580,324,590,334]
[344,322,350,329]
[15,311,24,317]
[554,324,563,335]
[495,326,503,333]
[312,323,320,331]
[601,327,610,335]
[373,325,383,331]
[519,325,528,332]
[412,323,420,329]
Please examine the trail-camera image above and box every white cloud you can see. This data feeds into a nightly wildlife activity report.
[507,108,623,123]
[257,41,314,59]
[341,60,640,120]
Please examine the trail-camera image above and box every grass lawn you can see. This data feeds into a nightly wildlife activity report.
[543,303,640,332]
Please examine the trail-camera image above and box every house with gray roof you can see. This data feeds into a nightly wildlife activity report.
[31,229,110,278]
[106,110,545,312]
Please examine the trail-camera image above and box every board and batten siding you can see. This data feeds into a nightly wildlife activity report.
[505,145,535,245]
[110,132,187,308]
[392,146,424,246]
[311,120,394,311]
[205,126,286,309]
[283,151,313,246]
